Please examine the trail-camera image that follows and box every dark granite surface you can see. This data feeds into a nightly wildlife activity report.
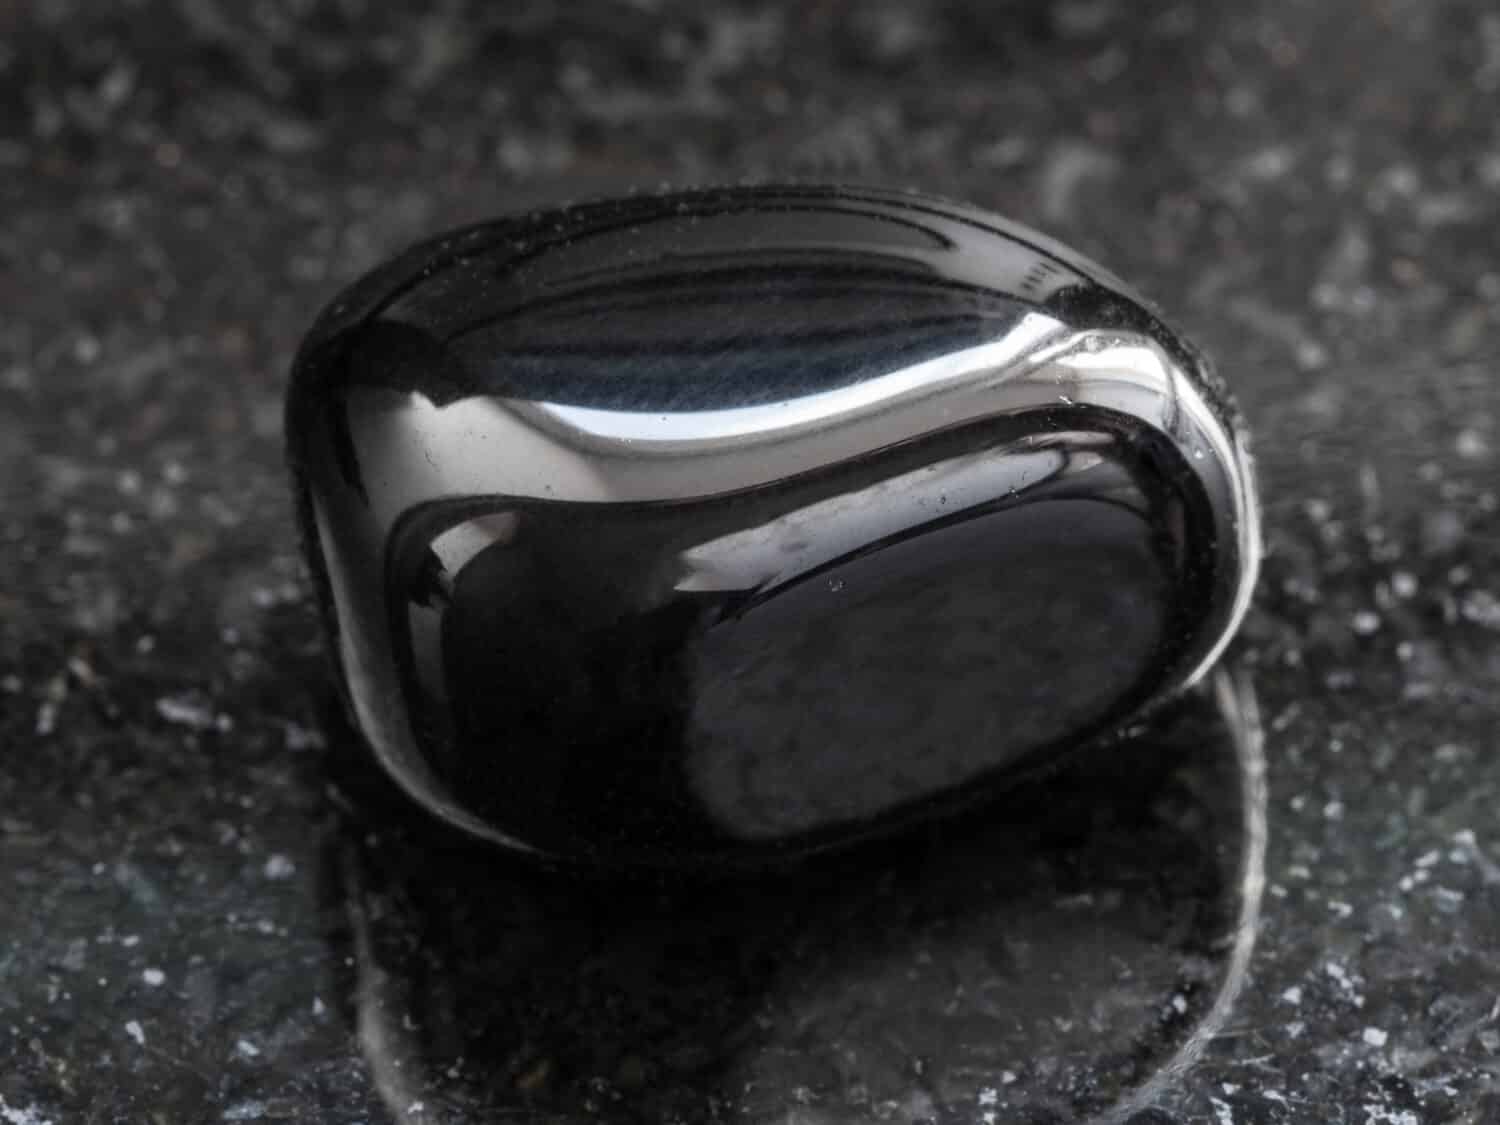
[2,0,1499,1121]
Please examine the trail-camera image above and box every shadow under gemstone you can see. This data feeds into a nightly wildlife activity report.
[317,667,1264,1125]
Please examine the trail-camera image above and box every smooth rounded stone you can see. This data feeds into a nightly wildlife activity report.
[285,184,1260,869]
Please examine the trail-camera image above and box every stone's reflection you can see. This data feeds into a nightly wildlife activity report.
[324,667,1265,1124]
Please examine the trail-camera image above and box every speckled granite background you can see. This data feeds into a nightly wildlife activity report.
[2,1,1500,1122]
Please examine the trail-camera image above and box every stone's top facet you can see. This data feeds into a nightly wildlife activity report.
[286,185,1260,870]
[291,186,1221,420]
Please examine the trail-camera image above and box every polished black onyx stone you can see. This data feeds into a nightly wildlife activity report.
[286,185,1260,869]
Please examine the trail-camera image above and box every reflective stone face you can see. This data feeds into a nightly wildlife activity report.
[286,185,1260,868]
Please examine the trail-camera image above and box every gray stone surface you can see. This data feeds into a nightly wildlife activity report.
[2,0,1499,1121]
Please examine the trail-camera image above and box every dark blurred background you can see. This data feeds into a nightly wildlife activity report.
[5,0,1500,529]
[3,1,1500,1122]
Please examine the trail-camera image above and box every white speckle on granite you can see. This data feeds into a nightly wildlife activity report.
[155,693,216,730]
[235,1038,260,1059]
[1296,339,1329,371]
[1453,829,1500,884]
[58,937,87,972]
[1038,139,1118,224]
[124,1019,145,1046]
[1280,986,1302,1005]
[1433,887,1466,912]
[0,1099,54,1125]
[1210,1095,1234,1125]
[263,854,296,880]
[1325,961,1365,1008]
[1361,1106,1418,1125]
[65,656,95,686]
[1362,1027,1388,1047]
[1454,428,1490,460]
[283,722,325,751]
[142,968,165,987]
[1460,589,1500,630]
[73,334,100,364]
[222,1102,268,1122]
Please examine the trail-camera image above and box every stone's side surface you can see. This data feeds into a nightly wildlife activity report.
[287,186,1258,867]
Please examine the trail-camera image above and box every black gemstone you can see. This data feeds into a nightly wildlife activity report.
[286,184,1259,869]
